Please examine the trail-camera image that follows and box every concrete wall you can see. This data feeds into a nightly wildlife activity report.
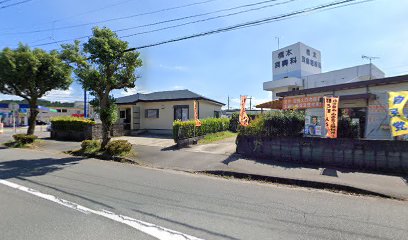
[237,135,408,174]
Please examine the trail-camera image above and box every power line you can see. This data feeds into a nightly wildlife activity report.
[126,0,374,50]
[2,0,218,34]
[32,0,295,47]
[0,0,32,9]
[120,0,296,38]
[0,0,15,4]
[10,0,277,36]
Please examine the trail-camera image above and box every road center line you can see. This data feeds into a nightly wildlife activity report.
[0,179,204,240]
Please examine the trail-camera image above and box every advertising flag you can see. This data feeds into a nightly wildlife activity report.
[388,91,408,137]
[324,96,339,138]
[239,96,250,127]
[194,100,201,127]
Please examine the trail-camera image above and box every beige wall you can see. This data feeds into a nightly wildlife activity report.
[118,100,223,131]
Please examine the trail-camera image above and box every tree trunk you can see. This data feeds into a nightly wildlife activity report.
[100,94,112,149]
[27,102,39,135]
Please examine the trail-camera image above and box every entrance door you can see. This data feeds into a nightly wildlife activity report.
[133,107,141,130]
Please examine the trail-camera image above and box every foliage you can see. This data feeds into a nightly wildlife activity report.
[173,118,230,141]
[51,116,95,131]
[61,27,142,148]
[198,131,237,144]
[12,134,38,145]
[238,110,305,137]
[0,44,73,135]
[229,112,257,132]
[81,140,101,154]
[105,140,132,156]
[338,118,360,139]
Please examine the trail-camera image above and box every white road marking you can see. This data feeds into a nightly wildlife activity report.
[0,179,204,240]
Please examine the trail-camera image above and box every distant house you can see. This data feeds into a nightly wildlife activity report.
[115,89,225,134]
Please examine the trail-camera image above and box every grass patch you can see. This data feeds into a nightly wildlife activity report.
[198,131,237,144]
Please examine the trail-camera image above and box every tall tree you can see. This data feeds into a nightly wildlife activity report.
[61,27,142,148]
[0,44,73,135]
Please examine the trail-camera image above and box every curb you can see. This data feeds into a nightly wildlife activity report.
[196,170,404,200]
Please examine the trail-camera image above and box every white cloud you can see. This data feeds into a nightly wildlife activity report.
[0,94,22,101]
[119,86,150,96]
[158,64,189,72]
[172,85,185,90]
[42,87,80,102]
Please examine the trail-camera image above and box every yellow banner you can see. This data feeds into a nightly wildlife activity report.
[239,96,249,127]
[388,91,408,137]
[194,100,201,127]
[324,96,339,138]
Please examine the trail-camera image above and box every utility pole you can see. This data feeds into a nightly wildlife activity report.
[227,96,230,110]
[84,90,87,118]
[362,55,379,80]
[247,96,253,111]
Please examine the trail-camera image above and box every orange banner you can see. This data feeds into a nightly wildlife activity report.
[239,96,249,127]
[283,96,323,110]
[324,96,339,138]
[194,100,201,127]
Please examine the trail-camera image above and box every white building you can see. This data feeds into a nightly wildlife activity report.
[258,42,408,140]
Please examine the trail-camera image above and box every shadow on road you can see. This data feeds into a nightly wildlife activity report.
[0,156,83,180]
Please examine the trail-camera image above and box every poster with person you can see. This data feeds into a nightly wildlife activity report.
[305,116,322,136]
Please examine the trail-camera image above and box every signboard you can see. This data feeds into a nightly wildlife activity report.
[273,42,321,80]
[239,96,249,127]
[304,115,322,136]
[283,96,323,110]
[324,97,339,138]
[388,91,408,137]
[194,100,201,127]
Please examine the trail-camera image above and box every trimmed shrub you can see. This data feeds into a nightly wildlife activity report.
[51,116,95,131]
[105,140,132,156]
[238,110,305,137]
[173,118,230,141]
[229,112,257,132]
[12,134,37,144]
[81,140,101,154]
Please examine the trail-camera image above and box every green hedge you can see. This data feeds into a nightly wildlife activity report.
[51,116,95,131]
[173,118,230,141]
[229,112,257,132]
[81,140,101,154]
[238,110,305,137]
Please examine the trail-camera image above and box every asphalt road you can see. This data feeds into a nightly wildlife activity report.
[0,148,407,240]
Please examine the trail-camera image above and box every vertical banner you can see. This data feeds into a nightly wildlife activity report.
[388,91,408,137]
[194,100,201,127]
[239,96,250,127]
[324,96,339,138]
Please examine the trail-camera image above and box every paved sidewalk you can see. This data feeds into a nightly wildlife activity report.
[133,144,408,200]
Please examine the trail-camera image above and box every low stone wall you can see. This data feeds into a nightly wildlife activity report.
[51,124,127,141]
[236,135,408,174]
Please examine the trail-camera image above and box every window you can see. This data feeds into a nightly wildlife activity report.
[62,109,67,113]
[174,105,189,121]
[214,111,220,118]
[145,109,159,118]
[120,110,126,119]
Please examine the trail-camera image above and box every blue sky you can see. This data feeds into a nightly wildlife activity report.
[0,0,407,108]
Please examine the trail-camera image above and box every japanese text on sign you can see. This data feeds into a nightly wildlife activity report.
[388,91,408,137]
[283,96,323,110]
[324,96,339,138]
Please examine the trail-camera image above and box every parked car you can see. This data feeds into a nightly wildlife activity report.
[36,120,47,125]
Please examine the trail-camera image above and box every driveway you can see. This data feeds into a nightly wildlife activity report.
[184,137,237,155]
[113,134,175,148]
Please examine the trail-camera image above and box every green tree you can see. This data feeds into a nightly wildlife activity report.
[0,44,73,135]
[61,27,142,148]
